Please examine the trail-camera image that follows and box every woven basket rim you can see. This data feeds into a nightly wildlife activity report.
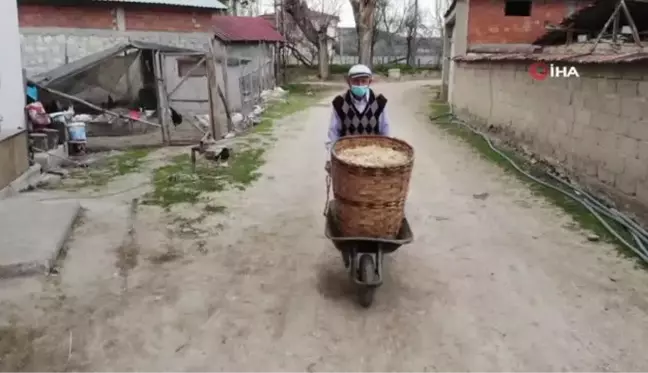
[331,135,415,169]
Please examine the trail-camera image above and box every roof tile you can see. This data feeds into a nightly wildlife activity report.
[213,16,285,43]
[93,0,227,10]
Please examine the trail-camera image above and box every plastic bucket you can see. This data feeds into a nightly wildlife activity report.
[67,122,87,141]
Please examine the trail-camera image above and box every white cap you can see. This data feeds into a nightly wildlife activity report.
[348,64,372,78]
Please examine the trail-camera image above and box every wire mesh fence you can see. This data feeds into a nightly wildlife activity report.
[238,60,275,119]
[332,55,441,67]
[285,54,441,67]
[31,42,281,152]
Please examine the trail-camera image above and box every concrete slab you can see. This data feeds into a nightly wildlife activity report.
[0,198,81,278]
[0,164,42,200]
[33,144,67,171]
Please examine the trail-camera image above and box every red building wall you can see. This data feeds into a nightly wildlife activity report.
[19,3,220,33]
[467,0,590,44]
[19,4,116,29]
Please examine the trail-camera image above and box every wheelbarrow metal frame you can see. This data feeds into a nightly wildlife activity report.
[324,200,414,290]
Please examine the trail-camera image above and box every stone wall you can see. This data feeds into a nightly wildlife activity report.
[451,62,648,213]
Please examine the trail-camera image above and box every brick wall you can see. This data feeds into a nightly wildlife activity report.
[467,0,587,44]
[451,62,648,213]
[124,6,214,33]
[19,4,116,29]
[19,3,219,32]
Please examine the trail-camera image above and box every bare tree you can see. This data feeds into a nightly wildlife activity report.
[228,0,258,16]
[284,0,342,79]
[350,0,378,66]
[372,0,408,63]
[431,0,450,36]
[403,0,420,67]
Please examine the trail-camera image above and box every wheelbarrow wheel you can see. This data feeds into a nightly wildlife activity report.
[358,254,376,308]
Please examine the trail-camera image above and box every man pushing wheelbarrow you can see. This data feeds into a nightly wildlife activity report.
[323,65,415,308]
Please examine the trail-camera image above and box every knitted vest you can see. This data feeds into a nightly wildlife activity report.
[332,90,387,137]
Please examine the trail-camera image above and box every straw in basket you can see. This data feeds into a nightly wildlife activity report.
[330,135,414,238]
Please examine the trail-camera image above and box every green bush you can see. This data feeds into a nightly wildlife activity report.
[329,64,354,74]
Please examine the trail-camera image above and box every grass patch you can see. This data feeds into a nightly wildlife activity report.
[142,149,264,208]
[66,148,153,189]
[427,90,644,267]
[144,86,331,208]
[253,83,334,134]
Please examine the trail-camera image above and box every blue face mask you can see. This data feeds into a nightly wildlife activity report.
[350,85,368,97]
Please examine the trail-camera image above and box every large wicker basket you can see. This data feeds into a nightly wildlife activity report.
[331,135,414,238]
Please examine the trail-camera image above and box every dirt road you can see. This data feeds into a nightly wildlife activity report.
[3,81,648,371]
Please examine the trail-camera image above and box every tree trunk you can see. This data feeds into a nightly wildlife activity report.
[358,20,374,66]
[370,28,377,64]
[406,35,415,66]
[350,0,377,67]
[284,0,331,77]
[318,33,330,80]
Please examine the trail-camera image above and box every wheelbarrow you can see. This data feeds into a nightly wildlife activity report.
[324,200,414,308]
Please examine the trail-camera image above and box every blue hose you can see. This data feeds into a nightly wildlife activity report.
[433,113,648,264]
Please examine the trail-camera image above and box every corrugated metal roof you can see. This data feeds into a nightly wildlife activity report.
[454,51,648,64]
[94,0,227,10]
[30,41,198,85]
[534,0,648,45]
[213,16,284,43]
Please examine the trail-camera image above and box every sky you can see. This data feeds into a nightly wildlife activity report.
[258,0,436,28]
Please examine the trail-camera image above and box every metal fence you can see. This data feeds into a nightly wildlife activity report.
[81,50,277,150]
[33,42,281,154]
[332,55,441,67]
[238,60,275,120]
[285,54,441,67]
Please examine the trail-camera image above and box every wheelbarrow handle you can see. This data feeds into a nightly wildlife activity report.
[323,170,332,216]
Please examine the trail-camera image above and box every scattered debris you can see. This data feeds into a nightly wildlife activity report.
[473,192,490,200]
[587,234,601,242]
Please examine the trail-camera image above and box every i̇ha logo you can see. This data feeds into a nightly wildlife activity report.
[528,62,580,80]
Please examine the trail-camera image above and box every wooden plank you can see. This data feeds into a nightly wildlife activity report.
[152,51,168,145]
[168,55,207,98]
[206,41,220,141]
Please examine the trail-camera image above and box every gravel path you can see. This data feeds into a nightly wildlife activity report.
[4,80,648,371]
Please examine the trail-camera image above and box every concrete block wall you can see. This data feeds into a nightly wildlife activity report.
[452,62,648,210]
[20,29,212,75]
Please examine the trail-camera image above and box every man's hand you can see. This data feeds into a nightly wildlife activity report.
[325,161,331,174]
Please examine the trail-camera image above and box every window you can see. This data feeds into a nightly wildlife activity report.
[505,0,532,16]
[177,58,207,77]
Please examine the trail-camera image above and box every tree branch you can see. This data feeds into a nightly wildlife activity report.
[283,0,321,45]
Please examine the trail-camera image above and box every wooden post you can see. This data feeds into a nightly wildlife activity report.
[206,43,221,141]
[167,56,207,97]
[220,45,231,110]
[152,51,170,145]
